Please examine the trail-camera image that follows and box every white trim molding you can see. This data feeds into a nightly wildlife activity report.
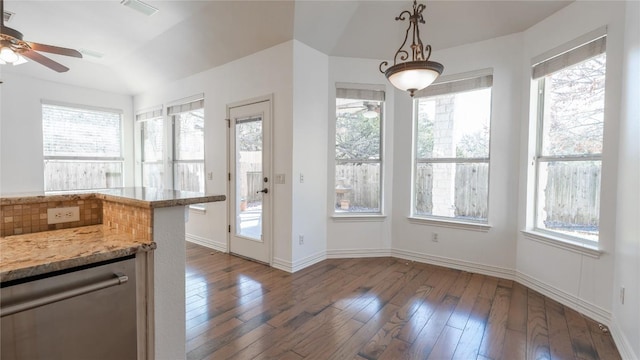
[521,230,602,258]
[273,251,328,273]
[516,270,611,326]
[291,251,327,273]
[186,233,227,253]
[272,257,294,273]
[408,217,491,232]
[326,248,392,258]
[391,248,515,279]
[610,315,639,360]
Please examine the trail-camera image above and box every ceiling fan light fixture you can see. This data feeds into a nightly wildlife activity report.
[0,46,26,65]
[121,0,159,17]
[379,0,443,97]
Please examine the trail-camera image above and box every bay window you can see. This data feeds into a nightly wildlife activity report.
[531,35,606,244]
[335,87,384,214]
[412,74,493,223]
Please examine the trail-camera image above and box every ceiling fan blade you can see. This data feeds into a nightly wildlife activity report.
[21,50,69,72]
[28,42,82,58]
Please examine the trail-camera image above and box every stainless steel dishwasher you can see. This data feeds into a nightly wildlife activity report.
[1,255,137,360]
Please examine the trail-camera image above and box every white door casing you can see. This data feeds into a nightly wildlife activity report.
[227,97,272,264]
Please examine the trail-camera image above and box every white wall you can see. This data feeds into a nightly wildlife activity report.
[611,1,640,358]
[517,1,625,324]
[0,72,134,194]
[133,41,295,266]
[326,56,396,257]
[290,41,329,270]
[391,33,523,276]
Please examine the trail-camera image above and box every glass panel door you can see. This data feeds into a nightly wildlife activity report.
[235,116,263,241]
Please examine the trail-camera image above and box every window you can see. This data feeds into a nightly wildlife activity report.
[42,103,123,191]
[170,102,205,193]
[138,109,164,188]
[531,36,606,244]
[335,88,384,214]
[412,75,493,223]
[137,97,205,195]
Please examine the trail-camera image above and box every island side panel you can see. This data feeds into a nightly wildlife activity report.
[152,206,187,359]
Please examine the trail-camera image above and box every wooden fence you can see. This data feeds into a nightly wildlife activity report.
[44,161,122,191]
[340,162,600,226]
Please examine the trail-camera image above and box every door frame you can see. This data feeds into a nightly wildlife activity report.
[226,94,274,266]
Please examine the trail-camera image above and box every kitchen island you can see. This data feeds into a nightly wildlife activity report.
[0,188,226,359]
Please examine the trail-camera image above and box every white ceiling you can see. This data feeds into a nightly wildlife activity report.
[1,0,571,95]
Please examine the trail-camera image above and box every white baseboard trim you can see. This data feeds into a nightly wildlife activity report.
[292,251,327,273]
[186,233,227,253]
[515,271,611,326]
[272,251,328,273]
[272,257,293,273]
[326,248,392,258]
[391,248,516,280]
[610,316,638,360]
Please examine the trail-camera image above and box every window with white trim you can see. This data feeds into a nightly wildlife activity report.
[138,108,164,189]
[531,36,606,244]
[412,75,493,223]
[169,99,205,193]
[335,88,384,214]
[42,103,123,191]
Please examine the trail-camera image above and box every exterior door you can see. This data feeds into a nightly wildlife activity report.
[228,99,271,264]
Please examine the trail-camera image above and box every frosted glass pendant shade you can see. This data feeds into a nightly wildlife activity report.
[384,60,443,97]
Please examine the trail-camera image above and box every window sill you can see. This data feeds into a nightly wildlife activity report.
[407,217,491,232]
[521,230,602,258]
[331,214,387,222]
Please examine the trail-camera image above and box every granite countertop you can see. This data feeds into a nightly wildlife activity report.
[0,225,156,283]
[0,187,226,208]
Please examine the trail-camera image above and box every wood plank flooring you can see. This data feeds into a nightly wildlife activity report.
[184,242,621,360]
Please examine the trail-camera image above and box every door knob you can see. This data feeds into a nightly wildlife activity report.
[257,188,268,194]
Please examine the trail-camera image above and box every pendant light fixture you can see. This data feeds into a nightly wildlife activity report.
[379,0,443,97]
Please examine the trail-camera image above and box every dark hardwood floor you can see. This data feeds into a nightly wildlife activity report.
[184,242,621,360]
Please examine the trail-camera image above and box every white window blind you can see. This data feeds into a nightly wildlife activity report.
[136,107,163,121]
[336,88,385,101]
[414,75,493,98]
[43,103,122,159]
[167,98,204,116]
[532,36,606,79]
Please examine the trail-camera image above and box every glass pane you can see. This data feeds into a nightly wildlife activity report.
[536,161,600,241]
[142,163,164,189]
[335,162,381,213]
[44,161,123,191]
[236,118,263,240]
[335,98,381,161]
[174,162,204,193]
[141,118,163,162]
[415,88,491,159]
[541,53,606,156]
[42,104,121,158]
[414,162,489,221]
[175,109,204,161]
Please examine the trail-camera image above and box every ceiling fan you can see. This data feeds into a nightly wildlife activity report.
[0,0,82,72]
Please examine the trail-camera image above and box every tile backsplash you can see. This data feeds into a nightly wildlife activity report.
[0,199,102,236]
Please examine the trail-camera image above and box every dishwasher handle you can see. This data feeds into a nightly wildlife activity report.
[1,272,129,318]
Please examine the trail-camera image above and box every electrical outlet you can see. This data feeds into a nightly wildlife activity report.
[47,206,80,225]
[207,172,213,180]
[299,173,304,183]
[299,235,304,245]
[432,232,439,242]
